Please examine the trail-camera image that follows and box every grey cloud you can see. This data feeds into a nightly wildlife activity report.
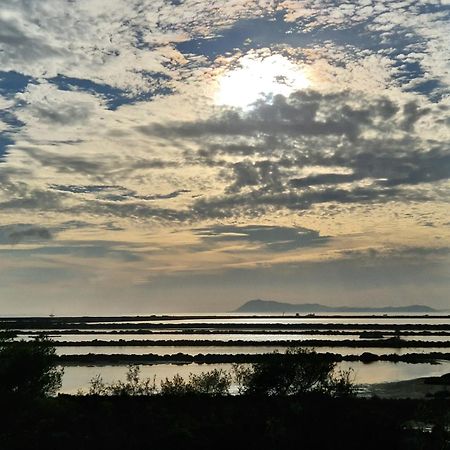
[140,91,450,193]
[128,158,179,170]
[339,246,450,261]
[32,101,95,125]
[139,91,378,141]
[401,101,430,131]
[23,148,180,182]
[76,199,190,222]
[50,184,190,202]
[0,220,108,245]
[224,160,284,193]
[70,182,414,224]
[139,91,446,215]
[288,146,450,188]
[23,147,104,175]
[0,244,142,262]
[140,92,429,144]
[0,234,145,261]
[194,224,329,252]
[395,246,450,258]
[50,185,123,194]
[0,188,63,211]
[0,224,52,244]
[290,173,358,188]
[0,16,65,66]
[102,188,191,202]
[190,183,431,220]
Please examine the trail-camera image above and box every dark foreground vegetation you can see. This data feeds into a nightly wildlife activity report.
[1,334,449,449]
[1,395,449,449]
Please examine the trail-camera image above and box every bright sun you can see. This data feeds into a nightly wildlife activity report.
[215,54,310,109]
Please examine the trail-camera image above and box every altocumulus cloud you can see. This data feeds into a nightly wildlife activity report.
[0,224,53,244]
[194,225,330,252]
[136,90,449,219]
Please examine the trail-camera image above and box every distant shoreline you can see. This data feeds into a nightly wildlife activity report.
[235,299,443,314]
[1,313,449,323]
[57,351,450,365]
[6,338,450,348]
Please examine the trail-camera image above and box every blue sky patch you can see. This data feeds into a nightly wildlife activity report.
[0,71,34,98]
[176,12,377,59]
[406,78,445,101]
[49,73,172,110]
[0,134,14,162]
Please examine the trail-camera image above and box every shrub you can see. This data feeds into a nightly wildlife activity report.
[87,365,157,396]
[161,369,232,396]
[187,369,231,395]
[233,348,354,397]
[0,333,63,398]
[160,373,189,395]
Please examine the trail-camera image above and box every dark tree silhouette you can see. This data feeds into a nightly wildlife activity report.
[0,333,63,398]
[233,348,354,396]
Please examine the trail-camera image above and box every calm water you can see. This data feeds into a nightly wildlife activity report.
[88,317,450,326]
[19,332,450,342]
[9,314,450,395]
[60,360,450,394]
[55,345,449,356]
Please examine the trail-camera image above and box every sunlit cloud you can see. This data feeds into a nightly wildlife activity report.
[0,0,448,313]
[215,53,310,109]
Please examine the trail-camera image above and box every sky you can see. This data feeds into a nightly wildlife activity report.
[0,0,449,314]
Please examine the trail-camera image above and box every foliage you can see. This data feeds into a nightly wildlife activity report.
[188,368,231,395]
[0,333,63,398]
[160,373,190,395]
[87,350,353,398]
[87,365,157,395]
[233,348,354,397]
[160,369,232,396]
[89,367,232,396]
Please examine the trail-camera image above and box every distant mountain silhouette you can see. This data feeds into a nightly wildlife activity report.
[235,299,438,313]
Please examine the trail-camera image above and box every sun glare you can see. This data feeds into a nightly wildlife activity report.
[215,54,310,109]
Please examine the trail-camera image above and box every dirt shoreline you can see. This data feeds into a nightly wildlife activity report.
[362,373,450,399]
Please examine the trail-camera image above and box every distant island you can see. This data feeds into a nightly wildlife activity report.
[235,299,439,314]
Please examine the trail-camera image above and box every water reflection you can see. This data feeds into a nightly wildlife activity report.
[55,345,449,356]
[60,360,450,394]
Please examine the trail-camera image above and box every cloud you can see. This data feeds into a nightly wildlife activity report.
[143,90,429,141]
[0,224,53,244]
[339,245,450,261]
[0,187,63,211]
[140,90,378,141]
[22,147,105,175]
[0,13,66,68]
[134,89,448,219]
[50,184,190,202]
[194,224,329,252]
[0,0,448,313]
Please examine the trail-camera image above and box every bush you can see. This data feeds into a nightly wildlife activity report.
[87,365,157,396]
[233,348,354,397]
[160,373,190,395]
[160,369,231,396]
[187,369,231,395]
[0,333,63,398]
[85,350,353,398]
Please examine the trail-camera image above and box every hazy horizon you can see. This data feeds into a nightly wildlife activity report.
[0,1,449,315]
